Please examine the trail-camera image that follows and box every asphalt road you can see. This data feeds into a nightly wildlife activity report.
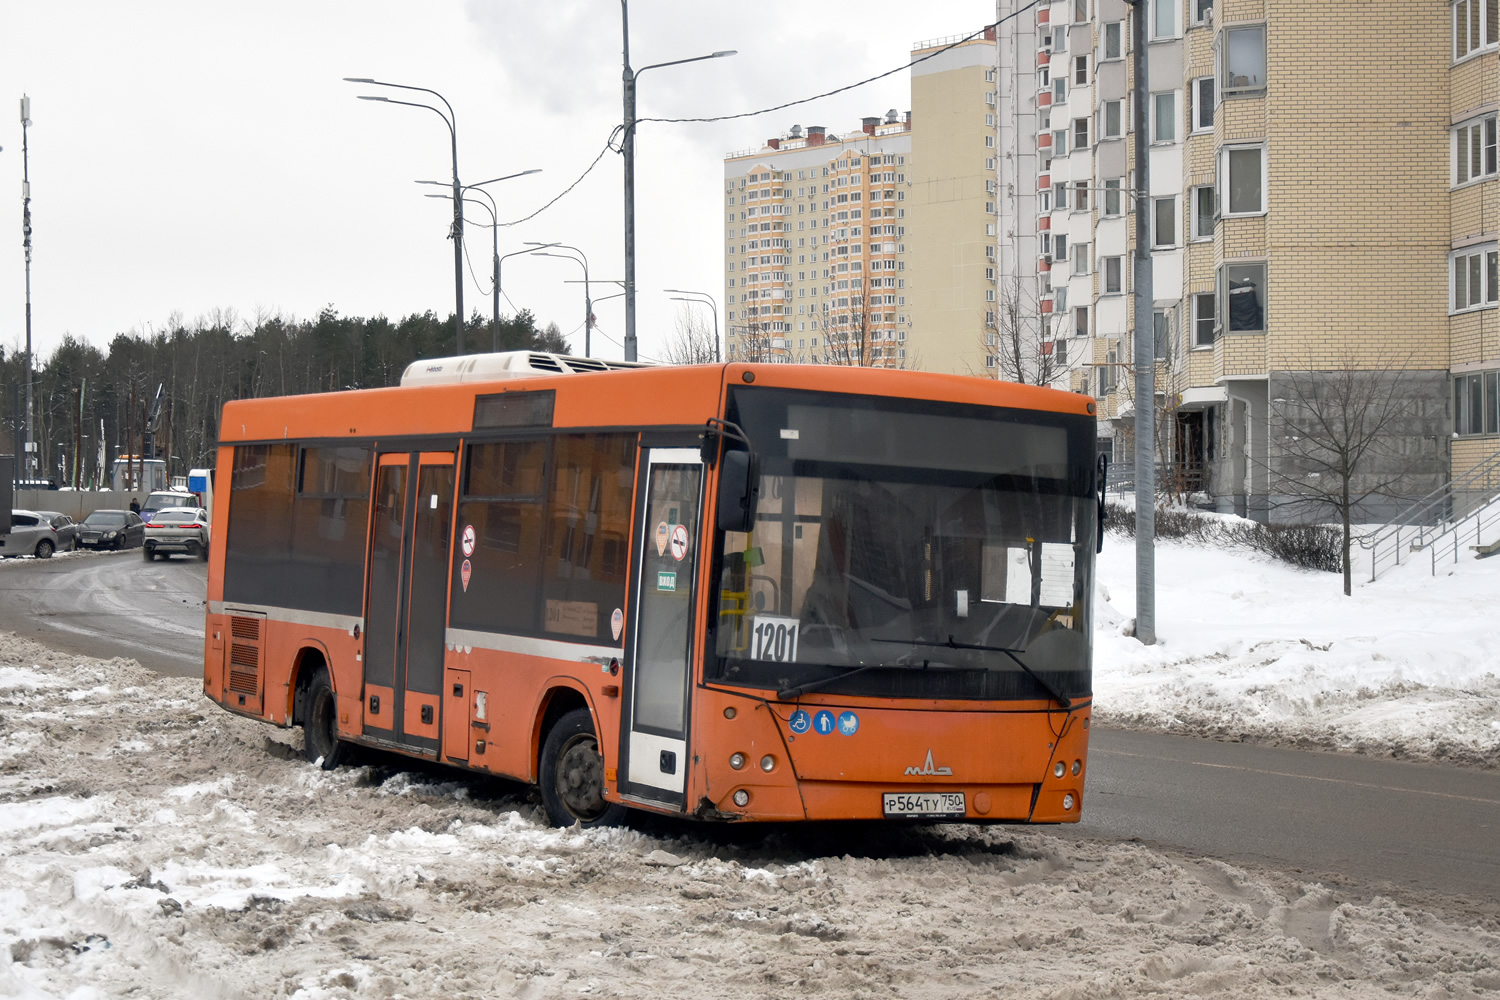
[1,551,1495,907]
[0,547,207,678]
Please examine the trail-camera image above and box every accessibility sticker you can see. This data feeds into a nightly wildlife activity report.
[813,710,836,735]
[789,709,811,734]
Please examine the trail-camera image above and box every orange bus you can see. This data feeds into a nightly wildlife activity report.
[203,352,1104,827]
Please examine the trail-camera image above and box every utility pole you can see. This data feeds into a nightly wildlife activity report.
[621,0,638,362]
[1126,0,1156,644]
[20,96,35,478]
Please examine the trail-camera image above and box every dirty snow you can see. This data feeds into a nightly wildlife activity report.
[1,537,1498,998]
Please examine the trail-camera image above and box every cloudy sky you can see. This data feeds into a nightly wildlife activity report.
[0,1,984,366]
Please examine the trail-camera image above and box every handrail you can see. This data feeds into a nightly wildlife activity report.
[1429,493,1500,574]
[1359,449,1500,581]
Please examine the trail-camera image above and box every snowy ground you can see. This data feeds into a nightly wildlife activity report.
[1,536,1498,998]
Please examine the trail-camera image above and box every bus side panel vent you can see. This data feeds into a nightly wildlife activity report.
[227,614,265,713]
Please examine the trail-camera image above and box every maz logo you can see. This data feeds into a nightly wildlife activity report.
[904,750,953,776]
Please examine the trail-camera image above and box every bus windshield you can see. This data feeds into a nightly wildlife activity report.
[710,388,1096,703]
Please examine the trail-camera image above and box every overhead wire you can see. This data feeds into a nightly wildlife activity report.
[498,128,622,228]
[636,1,1044,127]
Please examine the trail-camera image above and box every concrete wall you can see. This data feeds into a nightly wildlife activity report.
[12,491,136,519]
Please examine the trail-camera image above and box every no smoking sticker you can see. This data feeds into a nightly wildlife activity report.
[461,524,476,557]
[670,524,689,561]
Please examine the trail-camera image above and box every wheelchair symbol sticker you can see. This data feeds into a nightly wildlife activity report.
[837,711,859,735]
[789,710,811,734]
[813,710,836,735]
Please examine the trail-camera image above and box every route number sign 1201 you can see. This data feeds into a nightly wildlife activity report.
[749,615,800,663]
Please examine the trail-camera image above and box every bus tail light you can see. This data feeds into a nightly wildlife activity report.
[759,755,775,772]
[1072,759,1082,776]
[1053,761,1066,778]
[729,753,746,770]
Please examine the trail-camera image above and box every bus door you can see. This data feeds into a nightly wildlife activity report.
[363,450,455,756]
[619,447,704,809]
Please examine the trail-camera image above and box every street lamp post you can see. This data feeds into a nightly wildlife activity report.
[344,77,465,354]
[529,244,592,357]
[20,95,35,475]
[620,3,734,362]
[664,288,720,363]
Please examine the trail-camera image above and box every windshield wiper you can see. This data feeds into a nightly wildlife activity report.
[871,636,1072,709]
[776,659,969,701]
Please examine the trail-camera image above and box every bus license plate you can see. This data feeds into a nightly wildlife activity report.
[882,791,965,819]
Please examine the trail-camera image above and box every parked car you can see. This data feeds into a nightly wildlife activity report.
[0,510,61,559]
[77,509,146,550]
[32,511,78,551]
[140,491,199,522]
[143,507,210,561]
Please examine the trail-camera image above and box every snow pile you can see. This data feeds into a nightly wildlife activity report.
[2,623,1500,997]
[1093,526,1500,766]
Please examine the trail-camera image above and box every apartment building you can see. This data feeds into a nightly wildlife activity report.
[722,117,914,366]
[998,0,1496,520]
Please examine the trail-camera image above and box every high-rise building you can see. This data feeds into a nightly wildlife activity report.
[997,0,1496,520]
[723,117,913,366]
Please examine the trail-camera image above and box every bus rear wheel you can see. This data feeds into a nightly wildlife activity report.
[302,670,348,770]
[540,708,624,828]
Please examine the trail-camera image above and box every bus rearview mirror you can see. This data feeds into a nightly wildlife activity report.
[716,450,761,533]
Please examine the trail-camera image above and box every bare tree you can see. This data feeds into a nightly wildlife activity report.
[1265,357,1434,595]
[727,322,777,363]
[982,277,1065,386]
[662,305,719,365]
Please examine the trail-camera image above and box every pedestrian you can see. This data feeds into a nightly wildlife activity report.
[129,497,141,514]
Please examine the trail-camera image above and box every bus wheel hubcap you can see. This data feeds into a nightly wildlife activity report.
[557,736,605,819]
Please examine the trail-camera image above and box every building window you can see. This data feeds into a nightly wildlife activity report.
[1222,24,1267,93]
[1454,115,1499,185]
[1152,92,1177,143]
[1101,99,1123,139]
[1073,117,1090,149]
[1074,181,1090,211]
[1454,370,1500,434]
[1103,256,1124,294]
[1218,261,1267,332]
[1221,145,1266,215]
[1194,0,1214,24]
[1192,185,1217,239]
[1055,235,1069,261]
[1054,129,1068,157]
[1191,77,1214,131]
[1075,56,1088,85]
[1455,0,1499,58]
[1074,242,1091,275]
[1103,21,1124,60]
[1054,76,1067,103]
[1073,0,1089,20]
[1153,310,1171,359]
[1451,244,1499,312]
[1152,0,1175,37]
[1192,292,1216,347]
[1054,182,1069,210]
[1153,197,1177,248]
[1103,178,1124,217]
[1074,306,1090,337]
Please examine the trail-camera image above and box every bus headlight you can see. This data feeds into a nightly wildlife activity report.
[760,755,776,772]
[1053,761,1066,778]
[732,789,750,807]
[729,753,746,770]
[1062,793,1075,811]
[1072,759,1082,776]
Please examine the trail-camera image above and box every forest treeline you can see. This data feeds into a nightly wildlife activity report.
[2,306,570,487]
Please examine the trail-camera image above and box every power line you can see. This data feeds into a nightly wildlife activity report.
[637,3,1043,127]
[499,129,622,228]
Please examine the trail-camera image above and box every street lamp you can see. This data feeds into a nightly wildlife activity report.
[418,169,541,352]
[620,2,734,362]
[664,288,720,363]
[529,244,593,358]
[344,77,466,354]
[20,95,35,474]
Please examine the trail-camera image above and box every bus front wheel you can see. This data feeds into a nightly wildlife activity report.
[302,670,348,770]
[540,708,624,828]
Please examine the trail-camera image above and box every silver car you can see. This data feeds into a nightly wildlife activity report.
[143,506,211,561]
[33,511,78,552]
[0,510,61,559]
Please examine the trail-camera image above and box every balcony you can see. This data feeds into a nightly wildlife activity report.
[1037,216,1051,231]
[1038,91,1052,108]
[1038,255,1051,273]
[1037,173,1050,190]
[1037,7,1048,24]
[1037,50,1049,68]
[1039,296,1055,314]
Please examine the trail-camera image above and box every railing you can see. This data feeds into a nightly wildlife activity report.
[1357,449,1500,581]
[1104,461,1206,497]
[1427,493,1500,574]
